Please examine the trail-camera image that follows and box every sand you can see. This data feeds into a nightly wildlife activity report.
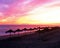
[0,29,60,48]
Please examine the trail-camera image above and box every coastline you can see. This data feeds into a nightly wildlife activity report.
[0,31,36,40]
[0,28,60,48]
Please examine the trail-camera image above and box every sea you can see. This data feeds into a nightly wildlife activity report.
[0,25,44,36]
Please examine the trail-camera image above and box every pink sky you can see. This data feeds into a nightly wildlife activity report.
[0,0,60,25]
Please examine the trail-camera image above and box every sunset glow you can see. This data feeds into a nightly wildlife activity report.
[0,0,60,25]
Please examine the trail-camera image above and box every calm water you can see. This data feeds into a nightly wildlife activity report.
[0,25,41,36]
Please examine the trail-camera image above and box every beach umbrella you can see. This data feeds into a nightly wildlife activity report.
[15,29,22,36]
[37,27,41,30]
[12,30,16,35]
[43,27,49,31]
[5,29,13,36]
[33,27,38,30]
[29,28,34,30]
[22,28,28,32]
[51,26,60,30]
[28,28,34,32]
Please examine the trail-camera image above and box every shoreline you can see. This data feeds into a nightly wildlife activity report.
[0,31,36,40]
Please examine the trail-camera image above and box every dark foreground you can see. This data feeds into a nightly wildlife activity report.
[0,28,60,48]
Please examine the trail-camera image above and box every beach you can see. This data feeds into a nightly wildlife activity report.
[0,30,37,40]
[0,27,60,48]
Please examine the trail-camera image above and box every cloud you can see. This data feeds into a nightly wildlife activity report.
[0,0,60,24]
[16,1,60,24]
[0,0,17,4]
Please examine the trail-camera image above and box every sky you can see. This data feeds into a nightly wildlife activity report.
[0,0,60,25]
